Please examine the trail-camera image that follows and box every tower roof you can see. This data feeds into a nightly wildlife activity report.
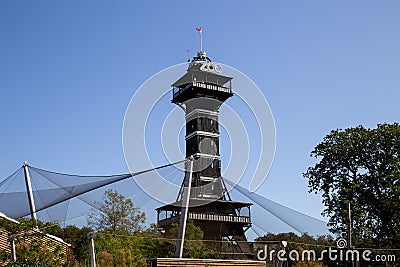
[156,199,253,212]
[172,51,232,88]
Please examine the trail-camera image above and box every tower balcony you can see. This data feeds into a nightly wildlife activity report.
[172,81,233,104]
[157,199,252,230]
[158,211,251,228]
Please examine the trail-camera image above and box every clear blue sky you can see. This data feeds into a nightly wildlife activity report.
[1,1,399,226]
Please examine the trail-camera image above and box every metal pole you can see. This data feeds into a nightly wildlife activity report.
[348,202,354,267]
[348,202,352,248]
[175,157,194,258]
[8,235,16,262]
[23,162,37,221]
[200,31,202,52]
[88,232,97,267]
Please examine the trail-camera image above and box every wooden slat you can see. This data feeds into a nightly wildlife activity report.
[0,228,11,266]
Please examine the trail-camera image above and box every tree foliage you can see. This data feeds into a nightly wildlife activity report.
[87,189,145,234]
[139,223,175,259]
[94,232,147,267]
[256,232,334,246]
[304,123,400,247]
[46,225,92,264]
[256,232,333,267]
[168,220,217,258]
[91,223,175,266]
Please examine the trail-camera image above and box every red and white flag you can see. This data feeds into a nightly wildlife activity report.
[196,27,202,34]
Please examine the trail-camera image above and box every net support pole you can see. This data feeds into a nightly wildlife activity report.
[348,202,354,267]
[23,162,37,221]
[8,235,16,262]
[175,157,194,258]
[348,202,352,248]
[88,232,97,267]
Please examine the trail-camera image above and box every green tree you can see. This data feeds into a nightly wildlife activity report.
[46,225,93,264]
[256,233,333,267]
[138,223,175,258]
[256,232,334,258]
[94,232,146,267]
[87,189,145,234]
[256,232,333,246]
[168,220,217,258]
[86,189,148,266]
[303,123,400,247]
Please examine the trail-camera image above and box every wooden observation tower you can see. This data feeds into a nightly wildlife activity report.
[156,50,253,258]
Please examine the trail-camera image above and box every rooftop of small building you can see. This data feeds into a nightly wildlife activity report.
[0,211,71,246]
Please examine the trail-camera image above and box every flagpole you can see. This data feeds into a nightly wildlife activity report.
[196,27,203,52]
[200,31,202,52]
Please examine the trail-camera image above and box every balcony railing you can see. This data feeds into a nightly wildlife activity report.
[172,81,232,99]
[158,212,251,226]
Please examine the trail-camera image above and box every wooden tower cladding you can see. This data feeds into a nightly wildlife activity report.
[157,51,253,258]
